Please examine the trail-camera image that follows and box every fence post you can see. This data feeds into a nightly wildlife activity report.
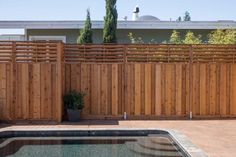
[56,42,64,123]
[10,42,16,120]
[123,45,127,116]
[189,45,193,119]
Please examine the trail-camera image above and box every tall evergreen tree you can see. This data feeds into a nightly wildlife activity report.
[103,0,118,43]
[183,11,191,21]
[77,9,93,44]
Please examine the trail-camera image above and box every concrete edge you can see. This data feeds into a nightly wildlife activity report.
[166,129,208,157]
[0,127,208,157]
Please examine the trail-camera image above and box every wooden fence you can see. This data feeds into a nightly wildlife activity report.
[64,44,236,119]
[1,42,236,122]
[0,41,63,122]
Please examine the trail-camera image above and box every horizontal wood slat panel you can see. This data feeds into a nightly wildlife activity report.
[0,41,59,63]
[64,44,236,63]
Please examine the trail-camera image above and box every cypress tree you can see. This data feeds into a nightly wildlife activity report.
[78,9,93,44]
[103,0,118,43]
[184,11,191,21]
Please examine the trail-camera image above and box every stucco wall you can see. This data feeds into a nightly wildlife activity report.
[27,29,213,44]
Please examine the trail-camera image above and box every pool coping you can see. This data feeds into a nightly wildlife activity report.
[0,128,208,157]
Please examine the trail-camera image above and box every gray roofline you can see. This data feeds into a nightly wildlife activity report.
[0,20,236,29]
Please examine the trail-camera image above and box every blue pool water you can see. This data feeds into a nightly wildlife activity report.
[0,135,188,157]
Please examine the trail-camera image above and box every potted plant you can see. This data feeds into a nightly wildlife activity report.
[63,90,85,122]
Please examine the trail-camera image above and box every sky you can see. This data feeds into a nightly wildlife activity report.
[0,0,236,34]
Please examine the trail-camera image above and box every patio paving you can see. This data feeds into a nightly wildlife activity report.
[0,120,236,157]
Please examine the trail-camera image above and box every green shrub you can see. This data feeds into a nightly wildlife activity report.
[63,91,85,110]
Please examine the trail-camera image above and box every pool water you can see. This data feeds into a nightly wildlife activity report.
[0,135,188,157]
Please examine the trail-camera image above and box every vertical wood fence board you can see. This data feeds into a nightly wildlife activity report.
[155,64,162,116]
[181,65,187,115]
[209,64,217,115]
[100,64,108,115]
[29,64,33,119]
[21,64,29,120]
[144,64,152,115]
[161,65,166,115]
[119,64,125,115]
[0,65,3,119]
[111,64,118,115]
[51,64,57,120]
[192,64,200,115]
[200,64,207,115]
[176,64,182,116]
[81,64,91,115]
[16,64,22,119]
[216,65,221,115]
[40,64,46,119]
[134,64,141,115]
[151,65,155,115]
[40,64,52,119]
[165,65,172,116]
[140,65,145,115]
[125,64,131,115]
[107,65,112,115]
[226,65,231,115]
[70,64,78,91]
[0,64,7,119]
[171,65,176,115]
[231,64,236,115]
[90,64,100,115]
[65,64,71,93]
[32,64,41,119]
[130,65,135,115]
[185,64,190,115]
[205,65,210,115]
[6,64,12,120]
[220,64,227,115]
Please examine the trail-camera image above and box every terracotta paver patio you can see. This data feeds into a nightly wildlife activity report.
[1,120,236,157]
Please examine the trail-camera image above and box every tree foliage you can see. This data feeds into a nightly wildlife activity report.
[183,31,202,44]
[183,11,191,21]
[128,32,144,44]
[103,0,118,43]
[208,30,236,44]
[169,30,182,44]
[77,9,93,44]
[176,16,182,22]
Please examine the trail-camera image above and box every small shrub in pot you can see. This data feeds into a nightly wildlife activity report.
[63,90,85,122]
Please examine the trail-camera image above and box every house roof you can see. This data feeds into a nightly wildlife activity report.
[0,20,236,30]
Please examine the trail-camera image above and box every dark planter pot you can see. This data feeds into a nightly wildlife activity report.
[67,109,82,122]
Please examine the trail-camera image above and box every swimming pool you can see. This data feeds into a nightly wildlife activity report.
[0,129,207,157]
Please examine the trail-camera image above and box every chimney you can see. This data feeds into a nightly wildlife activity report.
[132,5,140,21]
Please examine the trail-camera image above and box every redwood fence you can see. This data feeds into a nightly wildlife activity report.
[1,41,236,122]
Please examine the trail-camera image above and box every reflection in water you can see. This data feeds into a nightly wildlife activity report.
[0,136,187,157]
